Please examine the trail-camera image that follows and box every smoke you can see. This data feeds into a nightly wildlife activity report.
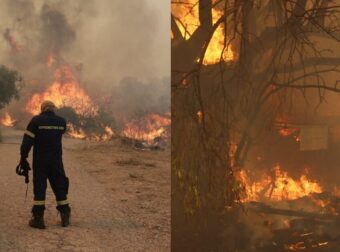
[110,77,170,126]
[0,0,169,126]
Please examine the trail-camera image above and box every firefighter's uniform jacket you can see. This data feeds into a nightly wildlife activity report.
[20,110,69,207]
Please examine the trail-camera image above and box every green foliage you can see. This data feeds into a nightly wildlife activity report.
[0,65,22,109]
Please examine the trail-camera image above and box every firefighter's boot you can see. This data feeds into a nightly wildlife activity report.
[29,206,46,229]
[57,204,71,227]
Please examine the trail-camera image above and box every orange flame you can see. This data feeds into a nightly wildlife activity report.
[171,0,234,65]
[237,164,322,202]
[278,127,298,137]
[25,64,98,117]
[67,124,86,140]
[0,112,16,127]
[122,113,171,142]
[67,124,115,141]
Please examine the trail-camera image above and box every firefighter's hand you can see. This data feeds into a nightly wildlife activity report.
[16,158,31,178]
[20,157,26,165]
[19,158,31,171]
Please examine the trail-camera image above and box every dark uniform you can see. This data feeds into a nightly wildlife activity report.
[20,110,70,219]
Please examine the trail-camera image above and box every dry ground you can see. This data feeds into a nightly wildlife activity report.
[0,127,170,251]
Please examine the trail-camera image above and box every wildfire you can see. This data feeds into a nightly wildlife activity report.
[0,112,16,127]
[67,124,115,141]
[67,124,86,139]
[23,62,117,141]
[122,113,171,143]
[171,0,234,65]
[237,164,322,202]
[278,127,298,137]
[25,64,98,117]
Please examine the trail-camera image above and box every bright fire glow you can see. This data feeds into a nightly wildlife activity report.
[67,124,86,140]
[25,64,98,117]
[237,164,322,202]
[0,112,16,127]
[24,62,117,141]
[122,113,171,142]
[67,124,115,141]
[278,127,298,137]
[171,0,234,65]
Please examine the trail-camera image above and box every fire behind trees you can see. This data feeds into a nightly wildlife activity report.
[0,2,170,144]
[172,0,340,251]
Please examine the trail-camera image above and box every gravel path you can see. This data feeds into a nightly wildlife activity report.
[0,127,170,251]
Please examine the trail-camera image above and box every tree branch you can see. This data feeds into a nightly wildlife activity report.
[199,0,213,29]
[272,82,340,93]
[277,57,340,72]
[171,14,184,42]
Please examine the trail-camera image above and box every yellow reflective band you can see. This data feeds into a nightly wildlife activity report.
[57,200,68,206]
[25,130,35,138]
[34,200,45,206]
[38,126,65,130]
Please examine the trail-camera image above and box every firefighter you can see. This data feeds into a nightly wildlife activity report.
[20,100,71,229]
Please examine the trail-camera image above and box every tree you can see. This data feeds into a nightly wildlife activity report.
[172,0,340,250]
[0,65,21,109]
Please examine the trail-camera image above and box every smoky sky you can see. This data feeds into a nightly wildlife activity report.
[0,0,170,123]
[0,0,170,85]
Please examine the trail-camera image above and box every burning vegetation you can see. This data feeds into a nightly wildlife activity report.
[172,0,340,251]
[0,112,16,127]
[237,165,322,203]
[0,2,170,144]
[122,113,171,143]
[172,0,234,65]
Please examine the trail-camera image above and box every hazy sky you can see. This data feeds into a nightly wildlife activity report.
[0,0,170,87]
[145,0,170,79]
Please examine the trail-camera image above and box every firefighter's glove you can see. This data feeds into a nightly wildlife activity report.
[16,158,31,183]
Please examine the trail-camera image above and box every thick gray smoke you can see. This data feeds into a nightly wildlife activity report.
[0,0,169,125]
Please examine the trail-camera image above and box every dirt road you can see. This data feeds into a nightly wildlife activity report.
[0,127,170,251]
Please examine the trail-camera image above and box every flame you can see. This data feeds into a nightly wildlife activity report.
[278,127,298,137]
[197,111,203,124]
[286,241,329,250]
[67,124,114,141]
[23,63,117,141]
[101,126,115,141]
[285,242,306,251]
[122,113,171,142]
[67,124,86,139]
[89,126,115,141]
[0,112,16,127]
[25,64,98,117]
[171,0,234,65]
[237,164,322,202]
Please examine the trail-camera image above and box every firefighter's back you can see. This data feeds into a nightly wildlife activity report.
[32,111,66,158]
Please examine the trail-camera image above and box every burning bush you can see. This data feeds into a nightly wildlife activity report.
[57,106,116,141]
